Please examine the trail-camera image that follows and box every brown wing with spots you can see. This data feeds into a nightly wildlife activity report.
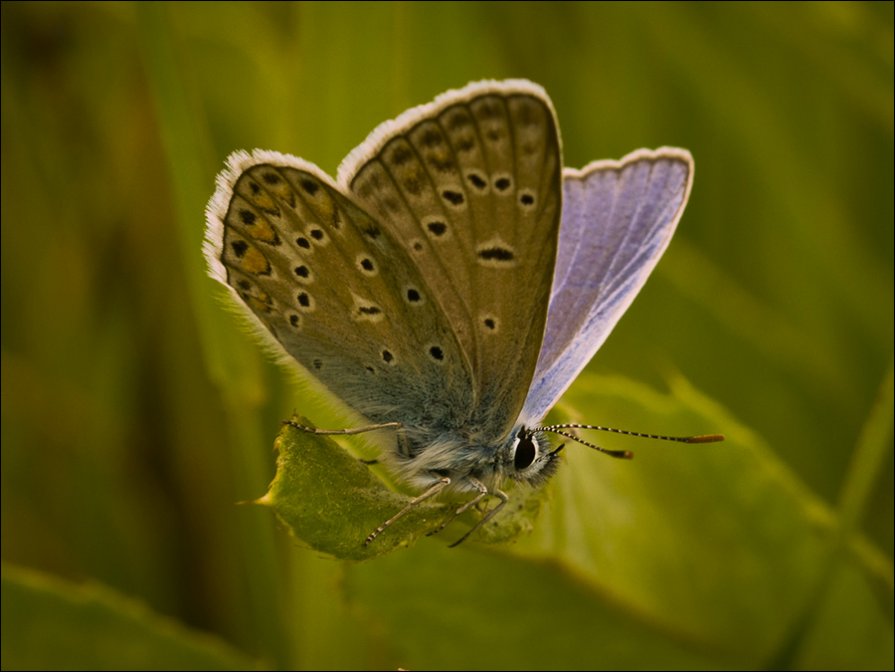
[213,159,473,429]
[344,82,562,441]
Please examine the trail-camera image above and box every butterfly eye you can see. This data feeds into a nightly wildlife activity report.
[513,433,538,471]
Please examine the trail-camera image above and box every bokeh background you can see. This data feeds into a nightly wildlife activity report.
[2,2,892,670]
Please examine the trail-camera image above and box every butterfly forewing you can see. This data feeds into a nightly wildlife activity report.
[212,155,473,429]
[343,81,562,441]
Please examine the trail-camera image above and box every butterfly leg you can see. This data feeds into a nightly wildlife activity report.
[284,419,402,435]
[364,476,451,546]
[285,419,401,466]
[426,477,489,538]
[448,487,509,548]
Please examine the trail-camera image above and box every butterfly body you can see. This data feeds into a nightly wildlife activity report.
[206,80,695,543]
[381,422,558,494]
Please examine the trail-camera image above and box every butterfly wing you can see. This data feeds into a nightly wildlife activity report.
[205,150,473,429]
[519,148,694,426]
[341,81,563,442]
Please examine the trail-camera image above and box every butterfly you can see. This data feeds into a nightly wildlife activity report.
[205,79,720,547]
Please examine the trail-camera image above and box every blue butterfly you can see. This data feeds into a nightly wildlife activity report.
[205,80,720,547]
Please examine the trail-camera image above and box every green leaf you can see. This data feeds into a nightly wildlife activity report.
[260,418,443,560]
[342,373,893,669]
[1,564,261,671]
[345,542,729,670]
[261,418,548,560]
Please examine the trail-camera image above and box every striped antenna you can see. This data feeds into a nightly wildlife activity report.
[536,423,724,459]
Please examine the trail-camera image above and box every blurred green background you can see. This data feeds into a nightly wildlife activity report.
[2,2,892,670]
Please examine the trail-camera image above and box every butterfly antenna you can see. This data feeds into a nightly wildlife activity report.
[538,424,724,459]
[544,428,633,459]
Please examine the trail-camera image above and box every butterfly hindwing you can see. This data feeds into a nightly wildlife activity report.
[206,151,473,429]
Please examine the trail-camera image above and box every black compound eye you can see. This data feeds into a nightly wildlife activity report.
[514,434,537,470]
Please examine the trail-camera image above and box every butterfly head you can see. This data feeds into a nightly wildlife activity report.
[501,426,563,486]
